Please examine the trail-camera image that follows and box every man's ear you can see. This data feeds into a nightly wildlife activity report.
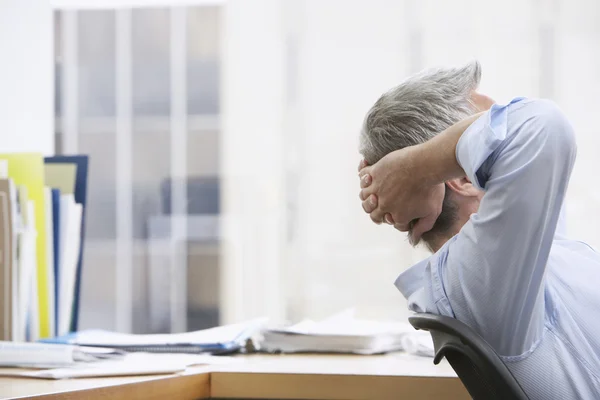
[446,177,480,197]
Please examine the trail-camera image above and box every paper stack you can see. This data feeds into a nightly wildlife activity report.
[260,310,434,356]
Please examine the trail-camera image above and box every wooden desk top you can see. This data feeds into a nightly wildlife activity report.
[0,353,469,400]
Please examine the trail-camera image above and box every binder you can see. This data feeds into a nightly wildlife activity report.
[0,179,17,341]
[43,188,56,338]
[0,154,50,338]
[50,188,61,336]
[44,156,88,332]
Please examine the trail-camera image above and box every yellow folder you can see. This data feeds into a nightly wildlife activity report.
[44,164,77,195]
[0,153,50,338]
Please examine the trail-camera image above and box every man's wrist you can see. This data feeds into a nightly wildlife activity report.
[414,135,463,186]
[417,113,483,185]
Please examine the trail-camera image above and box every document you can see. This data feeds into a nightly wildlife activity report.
[0,341,124,368]
[0,352,240,379]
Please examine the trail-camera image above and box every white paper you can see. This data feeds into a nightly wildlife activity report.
[262,311,420,355]
[58,195,82,336]
[69,319,266,347]
[280,316,414,337]
[0,352,240,379]
[400,330,435,358]
[15,362,184,379]
[0,341,76,366]
[18,201,38,342]
[28,255,40,342]
[26,200,40,342]
[0,160,7,179]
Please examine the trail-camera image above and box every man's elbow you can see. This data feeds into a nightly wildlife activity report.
[531,99,577,160]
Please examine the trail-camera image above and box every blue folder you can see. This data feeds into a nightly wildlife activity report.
[41,330,241,354]
[44,155,89,332]
[50,188,61,336]
[39,319,267,355]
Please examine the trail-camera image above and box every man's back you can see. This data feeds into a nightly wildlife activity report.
[395,98,600,399]
[481,238,600,399]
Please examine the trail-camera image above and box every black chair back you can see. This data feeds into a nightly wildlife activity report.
[409,313,530,400]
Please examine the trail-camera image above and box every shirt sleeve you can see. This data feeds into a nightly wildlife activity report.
[437,98,577,357]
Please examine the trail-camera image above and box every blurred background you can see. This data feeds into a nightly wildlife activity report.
[2,0,599,334]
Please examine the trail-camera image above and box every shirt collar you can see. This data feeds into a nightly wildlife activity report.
[394,258,429,299]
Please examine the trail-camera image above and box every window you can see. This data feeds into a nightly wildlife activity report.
[54,5,222,333]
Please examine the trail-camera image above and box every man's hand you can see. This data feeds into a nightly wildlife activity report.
[357,112,483,244]
[358,148,445,244]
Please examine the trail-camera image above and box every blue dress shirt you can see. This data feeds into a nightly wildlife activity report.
[395,97,600,399]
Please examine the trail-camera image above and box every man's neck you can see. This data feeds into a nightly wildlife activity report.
[427,190,482,253]
[426,235,452,253]
[424,220,465,253]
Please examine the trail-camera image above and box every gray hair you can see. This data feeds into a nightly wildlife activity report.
[360,61,481,164]
[359,61,482,247]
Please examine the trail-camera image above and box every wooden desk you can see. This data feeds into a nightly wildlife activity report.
[0,353,469,400]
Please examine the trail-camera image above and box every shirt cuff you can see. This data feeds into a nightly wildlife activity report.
[455,101,513,190]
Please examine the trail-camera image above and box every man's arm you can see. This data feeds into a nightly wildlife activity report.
[437,98,576,356]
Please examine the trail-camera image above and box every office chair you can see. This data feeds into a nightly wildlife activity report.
[409,313,530,400]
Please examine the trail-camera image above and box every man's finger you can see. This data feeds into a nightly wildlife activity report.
[370,207,385,225]
[394,222,410,232]
[360,173,372,189]
[357,159,368,172]
[410,214,438,245]
[358,166,371,178]
[359,186,374,202]
[384,213,394,224]
[362,194,378,213]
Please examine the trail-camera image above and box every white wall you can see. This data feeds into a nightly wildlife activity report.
[289,0,429,322]
[220,0,287,324]
[219,0,421,324]
[554,0,600,249]
[0,0,54,155]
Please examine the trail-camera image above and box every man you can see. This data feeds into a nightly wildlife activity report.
[357,61,600,399]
